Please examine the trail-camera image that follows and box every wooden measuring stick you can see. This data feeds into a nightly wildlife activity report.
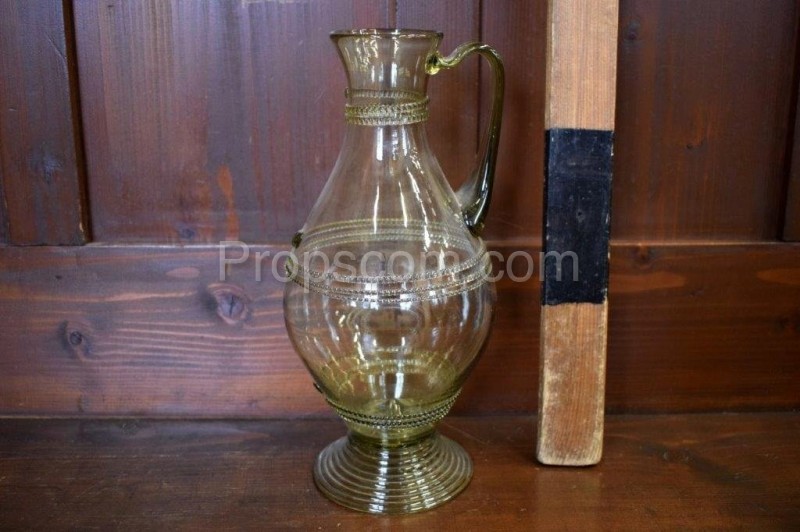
[538,0,619,466]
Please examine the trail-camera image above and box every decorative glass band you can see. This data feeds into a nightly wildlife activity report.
[286,219,492,303]
[289,257,490,303]
[345,89,429,126]
[327,392,460,430]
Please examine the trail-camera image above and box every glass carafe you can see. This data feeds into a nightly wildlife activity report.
[284,28,504,514]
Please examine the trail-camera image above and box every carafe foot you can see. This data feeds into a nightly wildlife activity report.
[313,429,472,514]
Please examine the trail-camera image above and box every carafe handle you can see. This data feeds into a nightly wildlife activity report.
[427,42,505,236]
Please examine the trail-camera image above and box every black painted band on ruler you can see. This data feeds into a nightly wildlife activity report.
[542,128,613,306]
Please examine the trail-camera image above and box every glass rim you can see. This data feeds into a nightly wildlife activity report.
[330,28,443,39]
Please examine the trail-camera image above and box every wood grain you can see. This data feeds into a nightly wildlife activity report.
[0,243,798,416]
[538,303,607,465]
[784,82,800,241]
[0,414,798,528]
[0,0,87,244]
[479,0,547,240]
[74,0,389,243]
[608,243,800,413]
[544,0,619,130]
[0,244,318,417]
[396,0,480,199]
[614,0,799,241]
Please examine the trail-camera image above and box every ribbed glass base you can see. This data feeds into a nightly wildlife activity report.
[313,430,472,514]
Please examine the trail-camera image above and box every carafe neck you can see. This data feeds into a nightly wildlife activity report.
[332,29,441,97]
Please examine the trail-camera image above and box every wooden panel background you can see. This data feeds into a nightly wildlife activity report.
[480,1,547,240]
[71,0,483,244]
[71,0,800,242]
[74,0,391,243]
[0,0,87,245]
[0,0,799,417]
[614,0,798,241]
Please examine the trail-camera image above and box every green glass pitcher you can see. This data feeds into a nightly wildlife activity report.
[284,28,504,514]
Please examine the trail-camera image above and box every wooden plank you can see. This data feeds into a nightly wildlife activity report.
[539,303,606,464]
[607,243,800,413]
[0,243,535,417]
[0,414,798,528]
[544,0,618,130]
[0,243,798,416]
[539,0,619,465]
[73,0,389,243]
[0,244,317,417]
[479,0,547,240]
[396,0,481,202]
[615,0,798,240]
[784,82,800,241]
[0,0,87,244]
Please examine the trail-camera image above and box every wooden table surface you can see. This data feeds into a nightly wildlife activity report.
[0,414,798,530]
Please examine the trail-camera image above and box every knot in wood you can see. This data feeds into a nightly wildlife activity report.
[69,330,84,346]
[61,320,94,360]
[207,283,251,326]
[624,21,640,41]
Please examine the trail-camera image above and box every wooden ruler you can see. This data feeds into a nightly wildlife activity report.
[538,0,619,466]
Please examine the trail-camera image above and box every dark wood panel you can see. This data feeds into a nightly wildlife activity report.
[0,0,87,244]
[0,243,535,417]
[614,0,798,240]
[396,1,481,205]
[74,0,389,243]
[479,0,546,240]
[0,415,798,528]
[608,243,800,412]
[0,245,320,416]
[784,83,800,241]
[0,243,798,416]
